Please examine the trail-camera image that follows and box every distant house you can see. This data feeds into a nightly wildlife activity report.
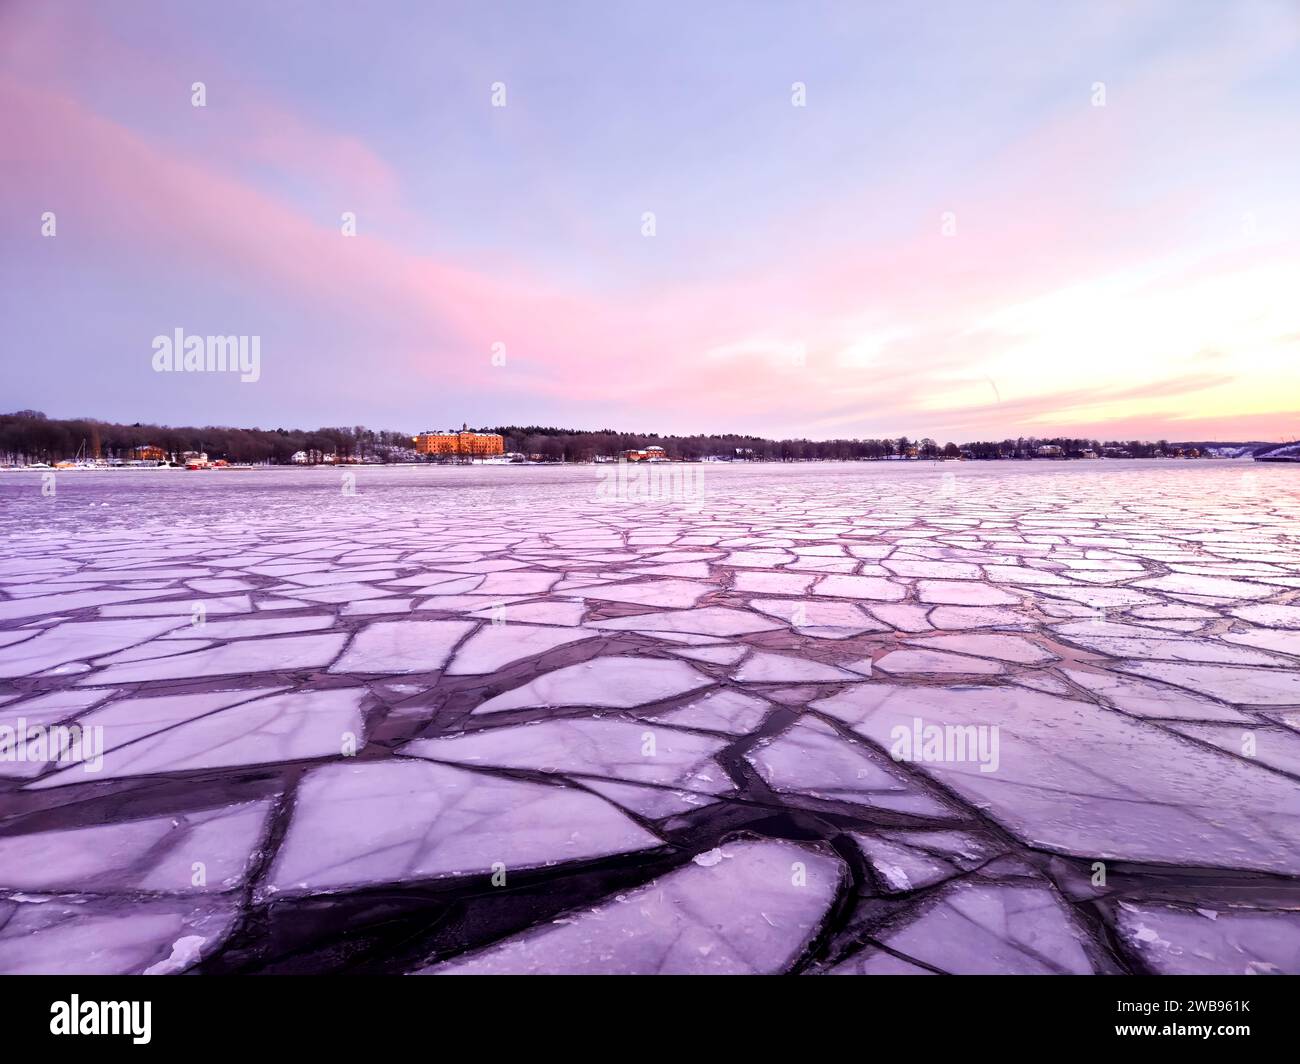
[1035,445,1065,458]
[130,444,166,462]
[621,445,668,462]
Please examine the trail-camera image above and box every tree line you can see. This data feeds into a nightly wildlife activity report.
[492,427,1250,462]
[0,411,1272,465]
[0,411,412,465]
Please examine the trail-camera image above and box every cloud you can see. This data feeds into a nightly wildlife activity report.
[2,1,1298,441]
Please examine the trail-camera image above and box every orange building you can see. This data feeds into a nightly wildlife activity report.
[414,424,504,458]
[130,444,166,462]
[620,445,668,462]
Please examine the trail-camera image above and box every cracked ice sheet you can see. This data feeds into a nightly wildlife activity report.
[0,588,178,623]
[0,689,118,779]
[420,840,844,974]
[0,618,189,677]
[1056,633,1292,667]
[851,833,956,893]
[735,650,863,683]
[331,620,474,673]
[1112,660,1300,705]
[830,878,1096,975]
[1115,901,1300,975]
[472,656,713,714]
[747,716,952,816]
[79,632,348,685]
[652,688,772,734]
[403,717,733,801]
[902,633,1056,664]
[569,578,713,608]
[0,800,273,893]
[588,605,784,637]
[28,687,365,789]
[1060,668,1252,722]
[812,683,1300,874]
[874,648,1005,675]
[265,760,661,894]
[4,462,1300,974]
[0,896,238,975]
[444,624,597,675]
[749,598,887,638]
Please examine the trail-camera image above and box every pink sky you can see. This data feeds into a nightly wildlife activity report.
[2,1,1298,442]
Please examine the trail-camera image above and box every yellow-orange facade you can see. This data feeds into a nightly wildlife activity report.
[621,446,667,462]
[415,429,505,457]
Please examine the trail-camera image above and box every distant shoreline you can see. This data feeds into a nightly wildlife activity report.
[1,454,1276,472]
[4,410,1288,468]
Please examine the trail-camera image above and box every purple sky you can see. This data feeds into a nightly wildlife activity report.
[2,0,1298,441]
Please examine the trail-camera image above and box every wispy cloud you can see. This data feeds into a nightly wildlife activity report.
[2,1,1297,439]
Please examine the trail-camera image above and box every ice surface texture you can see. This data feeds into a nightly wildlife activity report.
[1,460,1298,974]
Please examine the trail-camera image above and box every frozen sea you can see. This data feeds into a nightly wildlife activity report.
[1,459,1299,975]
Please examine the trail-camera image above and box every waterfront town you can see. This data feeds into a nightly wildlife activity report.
[1,410,1292,469]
